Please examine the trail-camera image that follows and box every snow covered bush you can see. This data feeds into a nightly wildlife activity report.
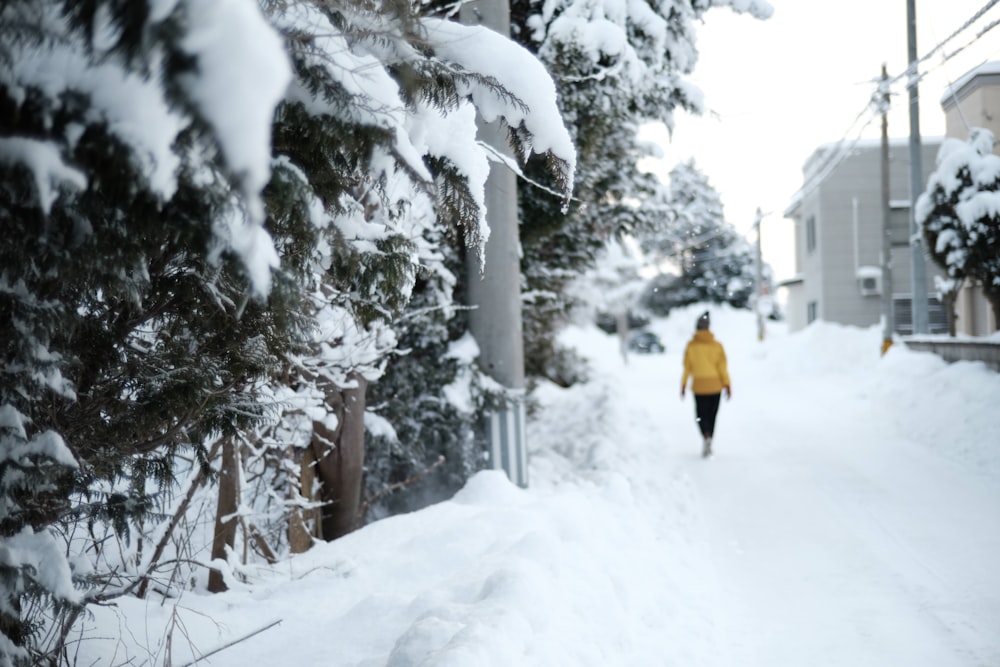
[917,127,1000,331]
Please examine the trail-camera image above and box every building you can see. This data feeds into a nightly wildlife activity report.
[783,137,947,334]
[940,61,1000,336]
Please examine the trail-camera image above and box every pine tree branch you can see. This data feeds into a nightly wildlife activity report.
[356,455,445,521]
[136,440,222,598]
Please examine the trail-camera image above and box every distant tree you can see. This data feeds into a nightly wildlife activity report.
[639,160,757,310]
[641,272,684,317]
[917,128,1000,332]
[510,0,773,381]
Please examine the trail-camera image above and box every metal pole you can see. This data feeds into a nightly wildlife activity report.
[461,0,528,488]
[880,64,895,354]
[906,0,929,334]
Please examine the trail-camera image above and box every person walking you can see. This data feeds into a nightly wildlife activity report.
[680,311,731,458]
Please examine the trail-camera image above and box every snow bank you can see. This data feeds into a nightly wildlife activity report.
[71,306,1000,666]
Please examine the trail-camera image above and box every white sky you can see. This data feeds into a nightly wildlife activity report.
[640,0,1000,284]
[72,305,1000,665]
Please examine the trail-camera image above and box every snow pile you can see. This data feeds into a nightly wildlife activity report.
[876,345,1000,478]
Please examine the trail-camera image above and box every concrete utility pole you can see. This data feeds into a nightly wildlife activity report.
[906,0,930,334]
[880,64,895,354]
[461,0,528,488]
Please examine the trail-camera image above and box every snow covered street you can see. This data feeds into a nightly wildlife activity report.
[77,305,1000,666]
[695,382,999,667]
[534,304,1000,666]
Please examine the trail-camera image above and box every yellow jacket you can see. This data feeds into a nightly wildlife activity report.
[682,330,730,395]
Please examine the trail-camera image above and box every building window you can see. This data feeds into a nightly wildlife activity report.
[892,295,948,334]
[806,215,817,254]
[889,205,911,247]
[807,301,818,324]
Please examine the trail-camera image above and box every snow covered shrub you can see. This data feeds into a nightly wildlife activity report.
[917,128,1000,331]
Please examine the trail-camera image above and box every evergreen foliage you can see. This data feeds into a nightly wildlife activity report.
[0,0,769,659]
[1,1,299,659]
[256,0,559,537]
[917,128,1000,330]
[510,0,770,381]
[639,160,758,314]
[667,160,754,308]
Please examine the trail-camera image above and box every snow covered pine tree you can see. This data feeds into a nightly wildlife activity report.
[250,0,575,547]
[0,1,294,661]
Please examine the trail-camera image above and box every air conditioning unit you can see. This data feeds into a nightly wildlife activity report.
[857,267,881,297]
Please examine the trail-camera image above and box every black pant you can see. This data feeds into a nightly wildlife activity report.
[694,393,721,438]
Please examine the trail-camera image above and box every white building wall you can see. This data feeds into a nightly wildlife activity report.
[784,139,944,333]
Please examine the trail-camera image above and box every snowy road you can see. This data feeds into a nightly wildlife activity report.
[610,310,1000,667]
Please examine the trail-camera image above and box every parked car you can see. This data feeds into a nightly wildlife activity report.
[627,330,665,354]
[595,309,652,334]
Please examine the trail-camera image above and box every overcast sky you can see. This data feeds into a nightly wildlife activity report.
[640,0,1000,286]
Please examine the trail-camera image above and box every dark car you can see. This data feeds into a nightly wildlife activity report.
[596,309,652,334]
[627,330,665,354]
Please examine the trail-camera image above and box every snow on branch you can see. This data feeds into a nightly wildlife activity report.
[421,18,577,189]
[710,0,775,20]
[0,137,86,213]
[178,0,291,225]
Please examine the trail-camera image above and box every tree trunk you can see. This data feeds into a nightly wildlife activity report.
[311,372,368,541]
[138,440,220,598]
[207,438,239,593]
[942,289,959,337]
[985,286,1000,332]
[287,444,316,553]
[616,311,628,364]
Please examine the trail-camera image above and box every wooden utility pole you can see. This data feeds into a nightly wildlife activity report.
[461,0,528,488]
[880,64,895,355]
[906,0,929,334]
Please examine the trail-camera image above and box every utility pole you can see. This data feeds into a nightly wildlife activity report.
[880,64,895,354]
[461,0,528,488]
[906,0,929,334]
[753,208,765,342]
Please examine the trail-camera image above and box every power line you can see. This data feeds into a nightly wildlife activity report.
[926,16,1000,79]
[935,16,1000,132]
[789,1,1000,209]
[888,0,1000,88]
[786,104,881,211]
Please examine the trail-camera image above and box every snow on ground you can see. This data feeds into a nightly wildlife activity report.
[74,305,1000,666]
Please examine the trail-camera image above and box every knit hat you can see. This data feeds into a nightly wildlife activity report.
[696,311,710,330]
